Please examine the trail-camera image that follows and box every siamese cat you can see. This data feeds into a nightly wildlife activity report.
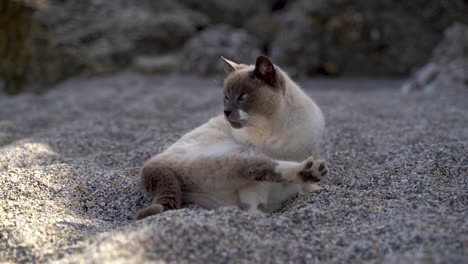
[135,56,327,220]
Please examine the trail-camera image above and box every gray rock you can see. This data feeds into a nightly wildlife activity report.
[0,0,208,94]
[243,14,282,50]
[270,0,466,76]
[400,63,440,94]
[401,23,468,94]
[432,22,468,64]
[179,0,268,27]
[269,9,322,76]
[397,1,468,32]
[180,25,262,75]
[133,54,180,75]
[2,0,466,94]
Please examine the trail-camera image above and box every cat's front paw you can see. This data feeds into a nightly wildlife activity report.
[297,157,328,183]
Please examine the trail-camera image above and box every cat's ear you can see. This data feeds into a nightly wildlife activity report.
[221,56,242,72]
[254,55,275,85]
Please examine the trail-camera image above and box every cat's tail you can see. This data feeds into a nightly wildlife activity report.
[135,158,182,220]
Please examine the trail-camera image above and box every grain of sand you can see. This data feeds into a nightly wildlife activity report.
[0,74,466,263]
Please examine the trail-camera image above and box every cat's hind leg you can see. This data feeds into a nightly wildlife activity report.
[135,158,182,220]
[236,155,326,214]
[238,183,268,214]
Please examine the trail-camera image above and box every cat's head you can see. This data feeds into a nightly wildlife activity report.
[221,55,285,129]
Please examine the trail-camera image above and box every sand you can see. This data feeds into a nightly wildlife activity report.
[0,73,466,263]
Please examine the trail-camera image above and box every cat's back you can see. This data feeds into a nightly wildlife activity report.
[289,86,324,156]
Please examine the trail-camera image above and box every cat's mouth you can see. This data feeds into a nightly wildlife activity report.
[227,119,243,129]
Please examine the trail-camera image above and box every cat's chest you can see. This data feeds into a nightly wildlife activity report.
[261,137,309,161]
[232,128,310,161]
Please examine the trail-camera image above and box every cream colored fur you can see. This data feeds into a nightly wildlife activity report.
[230,65,325,213]
[137,56,326,218]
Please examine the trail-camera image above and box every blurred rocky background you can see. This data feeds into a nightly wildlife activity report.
[401,23,468,94]
[1,1,467,262]
[1,0,467,94]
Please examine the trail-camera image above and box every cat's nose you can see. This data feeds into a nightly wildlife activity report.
[224,110,232,117]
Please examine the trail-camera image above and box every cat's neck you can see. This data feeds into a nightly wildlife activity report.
[235,81,306,146]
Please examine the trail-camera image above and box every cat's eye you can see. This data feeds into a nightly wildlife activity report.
[224,94,229,100]
[238,93,248,101]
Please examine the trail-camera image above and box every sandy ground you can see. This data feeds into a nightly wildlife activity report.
[0,73,466,263]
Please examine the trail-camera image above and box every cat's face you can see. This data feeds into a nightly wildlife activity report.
[222,56,284,129]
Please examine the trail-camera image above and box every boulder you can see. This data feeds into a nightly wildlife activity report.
[0,0,208,94]
[270,0,467,76]
[401,23,468,94]
[2,0,467,94]
[179,0,269,27]
[180,25,261,75]
[243,14,281,50]
[133,54,180,75]
[0,0,77,95]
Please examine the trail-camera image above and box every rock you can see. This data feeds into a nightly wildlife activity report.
[179,0,268,27]
[243,14,281,49]
[180,25,261,75]
[270,0,467,76]
[397,1,468,32]
[132,54,180,75]
[2,0,466,94]
[432,22,468,64]
[269,9,322,76]
[400,63,440,94]
[401,23,468,94]
[0,79,5,93]
[0,0,77,95]
[0,0,208,94]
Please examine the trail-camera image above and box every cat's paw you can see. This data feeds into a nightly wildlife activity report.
[297,157,328,183]
[316,159,329,177]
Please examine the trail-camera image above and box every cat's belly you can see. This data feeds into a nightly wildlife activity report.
[255,136,321,212]
[182,190,239,209]
[261,132,319,161]
[263,183,303,212]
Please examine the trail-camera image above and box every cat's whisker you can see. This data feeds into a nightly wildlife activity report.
[246,116,262,127]
[240,119,248,127]
[241,118,253,127]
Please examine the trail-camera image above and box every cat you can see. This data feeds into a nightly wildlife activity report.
[135,56,328,220]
